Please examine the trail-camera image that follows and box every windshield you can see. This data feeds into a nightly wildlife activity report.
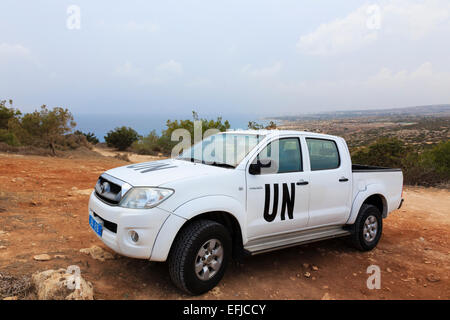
[178,133,265,168]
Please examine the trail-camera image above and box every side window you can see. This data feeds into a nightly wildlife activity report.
[306,138,340,171]
[255,138,302,174]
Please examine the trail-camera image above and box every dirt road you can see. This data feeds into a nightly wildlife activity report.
[0,153,449,299]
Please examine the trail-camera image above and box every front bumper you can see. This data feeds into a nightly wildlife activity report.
[88,192,171,259]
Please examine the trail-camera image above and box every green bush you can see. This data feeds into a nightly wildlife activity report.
[0,129,19,146]
[131,130,161,155]
[351,138,450,186]
[104,126,139,151]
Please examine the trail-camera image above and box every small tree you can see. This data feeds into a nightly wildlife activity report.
[104,126,139,151]
[11,105,76,154]
[160,111,231,153]
[0,99,21,130]
[75,130,99,144]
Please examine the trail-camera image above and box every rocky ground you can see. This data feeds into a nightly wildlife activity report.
[0,153,449,300]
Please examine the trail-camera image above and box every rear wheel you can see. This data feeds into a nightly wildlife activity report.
[350,204,383,251]
[168,219,231,295]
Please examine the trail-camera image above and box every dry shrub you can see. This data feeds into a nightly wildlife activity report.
[114,153,130,162]
[0,142,56,156]
[0,273,34,299]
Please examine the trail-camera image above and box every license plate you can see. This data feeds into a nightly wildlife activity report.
[89,215,103,237]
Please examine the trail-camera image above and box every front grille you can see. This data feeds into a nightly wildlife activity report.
[95,176,122,205]
[93,212,117,233]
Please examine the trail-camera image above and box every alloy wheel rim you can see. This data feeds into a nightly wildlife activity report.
[195,239,223,281]
[363,215,378,242]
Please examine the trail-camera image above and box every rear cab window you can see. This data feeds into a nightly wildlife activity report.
[306,138,340,171]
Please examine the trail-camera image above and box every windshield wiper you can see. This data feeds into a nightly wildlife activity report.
[178,157,235,168]
[208,161,235,169]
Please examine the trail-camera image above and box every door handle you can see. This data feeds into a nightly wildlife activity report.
[339,177,349,182]
[296,181,309,185]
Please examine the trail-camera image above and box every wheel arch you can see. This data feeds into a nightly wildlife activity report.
[347,185,388,225]
[150,195,246,262]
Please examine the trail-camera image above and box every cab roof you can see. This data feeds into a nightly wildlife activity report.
[223,129,340,140]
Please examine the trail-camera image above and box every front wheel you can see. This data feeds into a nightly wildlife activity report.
[350,204,383,251]
[168,220,231,295]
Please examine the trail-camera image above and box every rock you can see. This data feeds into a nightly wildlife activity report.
[76,189,92,196]
[54,255,66,259]
[322,285,329,289]
[419,237,425,242]
[302,263,310,269]
[0,230,7,235]
[79,245,115,262]
[34,254,51,261]
[29,201,38,206]
[0,246,6,250]
[71,187,78,191]
[3,296,18,300]
[386,268,392,273]
[210,286,222,297]
[426,274,440,283]
[321,292,334,300]
[31,268,94,300]
[312,265,319,271]
[304,272,311,278]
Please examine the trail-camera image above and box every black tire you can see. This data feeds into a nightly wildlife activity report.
[168,219,231,295]
[350,204,383,251]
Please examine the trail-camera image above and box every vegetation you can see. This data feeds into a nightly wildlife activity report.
[247,120,277,130]
[104,126,139,151]
[132,111,231,155]
[75,130,99,144]
[351,138,450,186]
[0,100,83,155]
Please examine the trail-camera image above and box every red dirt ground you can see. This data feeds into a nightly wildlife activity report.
[0,153,449,299]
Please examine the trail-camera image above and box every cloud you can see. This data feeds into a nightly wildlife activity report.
[155,59,183,76]
[96,20,160,33]
[0,42,42,71]
[297,0,450,55]
[114,61,142,77]
[114,59,183,85]
[122,21,160,33]
[0,43,32,58]
[242,61,282,78]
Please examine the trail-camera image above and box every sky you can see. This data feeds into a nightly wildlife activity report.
[1,0,450,120]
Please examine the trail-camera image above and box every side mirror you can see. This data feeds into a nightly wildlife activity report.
[249,162,261,175]
[249,158,274,175]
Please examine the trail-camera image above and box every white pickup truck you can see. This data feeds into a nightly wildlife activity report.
[88,130,403,294]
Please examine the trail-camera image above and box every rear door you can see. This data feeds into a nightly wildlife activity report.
[246,136,310,239]
[305,137,352,227]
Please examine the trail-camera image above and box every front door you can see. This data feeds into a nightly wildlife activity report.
[246,137,310,239]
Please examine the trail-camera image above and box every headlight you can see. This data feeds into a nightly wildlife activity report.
[119,187,174,209]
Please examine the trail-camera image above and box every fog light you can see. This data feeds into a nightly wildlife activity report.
[130,230,139,243]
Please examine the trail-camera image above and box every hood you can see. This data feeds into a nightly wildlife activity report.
[103,159,228,187]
